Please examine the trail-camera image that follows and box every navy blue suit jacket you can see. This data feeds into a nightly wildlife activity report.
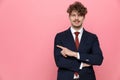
[54,28,103,80]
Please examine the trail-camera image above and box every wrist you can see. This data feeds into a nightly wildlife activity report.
[73,52,78,58]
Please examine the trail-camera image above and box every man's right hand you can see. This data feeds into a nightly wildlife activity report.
[83,63,91,68]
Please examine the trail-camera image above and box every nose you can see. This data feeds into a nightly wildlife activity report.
[75,15,79,19]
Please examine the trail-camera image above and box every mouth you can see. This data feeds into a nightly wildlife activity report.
[74,21,80,24]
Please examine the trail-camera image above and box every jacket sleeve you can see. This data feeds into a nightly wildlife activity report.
[79,35,104,65]
[54,33,80,72]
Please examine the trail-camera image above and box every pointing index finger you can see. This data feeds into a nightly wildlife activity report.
[57,45,64,49]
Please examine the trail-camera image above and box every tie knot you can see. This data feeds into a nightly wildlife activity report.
[74,32,80,36]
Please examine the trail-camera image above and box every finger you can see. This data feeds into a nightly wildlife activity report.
[83,63,91,67]
[61,51,67,57]
[57,45,65,49]
[87,64,91,67]
[85,63,91,66]
[64,55,67,57]
[62,53,67,57]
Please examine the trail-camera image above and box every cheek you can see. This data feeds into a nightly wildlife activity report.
[69,17,75,21]
[79,18,84,21]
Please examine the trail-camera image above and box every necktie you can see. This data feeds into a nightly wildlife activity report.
[74,32,80,50]
[74,32,80,79]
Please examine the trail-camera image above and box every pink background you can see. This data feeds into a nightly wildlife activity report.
[0,0,120,80]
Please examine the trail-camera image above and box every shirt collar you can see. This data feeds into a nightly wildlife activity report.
[70,26,83,34]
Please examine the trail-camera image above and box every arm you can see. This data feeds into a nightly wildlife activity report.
[54,34,80,72]
[79,35,104,65]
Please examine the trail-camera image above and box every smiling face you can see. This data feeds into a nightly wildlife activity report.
[69,10,85,30]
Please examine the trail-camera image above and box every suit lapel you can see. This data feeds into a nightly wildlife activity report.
[66,28,77,51]
[78,29,88,51]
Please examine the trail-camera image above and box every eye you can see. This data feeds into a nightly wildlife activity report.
[78,14,82,17]
[71,14,76,17]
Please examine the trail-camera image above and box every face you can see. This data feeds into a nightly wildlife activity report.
[69,10,85,29]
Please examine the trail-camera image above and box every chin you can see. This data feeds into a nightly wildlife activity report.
[72,24,82,29]
[72,23,82,28]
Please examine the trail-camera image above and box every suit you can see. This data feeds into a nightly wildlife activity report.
[54,28,103,80]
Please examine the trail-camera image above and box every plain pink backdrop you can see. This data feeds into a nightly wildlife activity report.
[0,0,120,80]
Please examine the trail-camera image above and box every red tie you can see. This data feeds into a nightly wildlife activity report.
[74,32,80,50]
[74,32,80,79]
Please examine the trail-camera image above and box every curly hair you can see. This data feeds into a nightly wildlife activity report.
[67,1,87,16]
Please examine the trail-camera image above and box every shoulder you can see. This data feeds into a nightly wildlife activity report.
[84,29,98,39]
[55,28,69,38]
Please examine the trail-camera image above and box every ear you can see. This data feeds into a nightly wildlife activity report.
[82,16,85,20]
[68,14,71,19]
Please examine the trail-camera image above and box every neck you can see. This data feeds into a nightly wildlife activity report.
[72,26,82,31]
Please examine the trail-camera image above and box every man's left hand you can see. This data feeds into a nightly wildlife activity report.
[57,45,78,58]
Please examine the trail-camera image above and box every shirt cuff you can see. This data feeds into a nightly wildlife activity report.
[76,52,80,59]
[79,62,83,69]
[76,53,83,69]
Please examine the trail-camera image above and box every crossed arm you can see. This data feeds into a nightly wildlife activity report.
[54,34,103,71]
[57,45,91,68]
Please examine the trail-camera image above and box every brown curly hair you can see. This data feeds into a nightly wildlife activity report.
[67,1,87,16]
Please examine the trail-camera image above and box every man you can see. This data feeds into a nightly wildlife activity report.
[54,1,103,80]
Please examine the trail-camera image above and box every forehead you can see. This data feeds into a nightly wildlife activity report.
[70,10,80,15]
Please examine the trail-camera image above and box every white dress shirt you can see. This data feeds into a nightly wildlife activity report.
[70,26,83,69]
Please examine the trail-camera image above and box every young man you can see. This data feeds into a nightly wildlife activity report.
[54,1,103,80]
